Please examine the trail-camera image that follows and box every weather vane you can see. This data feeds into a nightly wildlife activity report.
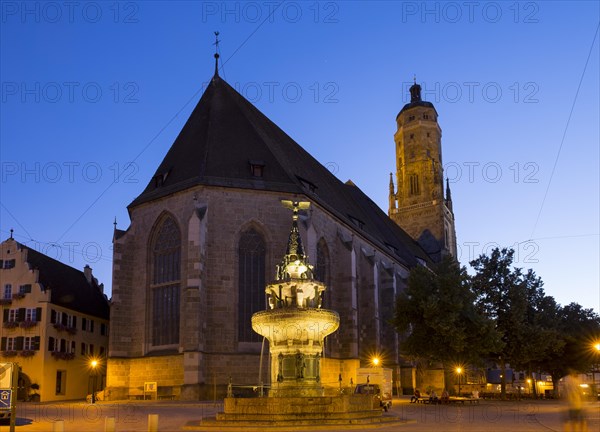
[213,31,220,77]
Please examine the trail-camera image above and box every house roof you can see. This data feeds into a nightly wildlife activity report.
[130,74,432,267]
[18,242,110,319]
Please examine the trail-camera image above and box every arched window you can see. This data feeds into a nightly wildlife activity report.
[238,228,265,343]
[151,216,181,346]
[315,239,330,306]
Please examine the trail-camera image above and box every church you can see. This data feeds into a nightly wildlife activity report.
[106,59,456,399]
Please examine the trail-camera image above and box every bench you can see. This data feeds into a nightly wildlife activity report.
[448,397,480,405]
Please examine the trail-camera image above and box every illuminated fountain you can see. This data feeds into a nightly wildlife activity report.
[202,201,393,428]
[252,200,339,397]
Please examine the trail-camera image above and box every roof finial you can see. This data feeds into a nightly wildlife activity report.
[213,31,220,77]
[113,217,117,231]
[9,228,14,239]
[413,74,416,84]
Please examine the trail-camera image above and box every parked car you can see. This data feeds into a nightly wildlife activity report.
[354,383,392,411]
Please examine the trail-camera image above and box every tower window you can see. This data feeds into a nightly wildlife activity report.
[410,134,414,140]
[409,174,420,195]
[408,115,415,122]
[423,114,429,120]
[427,132,430,137]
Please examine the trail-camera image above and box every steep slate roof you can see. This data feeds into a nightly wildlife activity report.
[131,75,431,267]
[20,243,110,319]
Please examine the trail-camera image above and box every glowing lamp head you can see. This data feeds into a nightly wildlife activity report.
[91,360,98,368]
[372,357,380,366]
[594,342,600,352]
[456,367,462,374]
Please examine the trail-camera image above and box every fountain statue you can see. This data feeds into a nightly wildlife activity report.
[252,200,340,397]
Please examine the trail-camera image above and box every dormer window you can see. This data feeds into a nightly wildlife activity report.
[408,115,415,122]
[348,215,364,230]
[153,171,169,188]
[249,160,265,178]
[297,176,317,193]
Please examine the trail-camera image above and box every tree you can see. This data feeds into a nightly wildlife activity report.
[537,302,600,396]
[470,248,526,397]
[394,256,500,374]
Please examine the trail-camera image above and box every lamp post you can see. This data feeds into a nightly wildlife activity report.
[456,367,463,396]
[90,359,98,404]
[593,342,600,397]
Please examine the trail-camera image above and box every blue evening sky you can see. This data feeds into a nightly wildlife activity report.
[1,1,598,312]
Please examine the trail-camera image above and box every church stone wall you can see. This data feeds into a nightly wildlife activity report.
[108,184,411,400]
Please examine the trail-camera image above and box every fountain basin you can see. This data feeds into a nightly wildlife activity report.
[216,394,384,425]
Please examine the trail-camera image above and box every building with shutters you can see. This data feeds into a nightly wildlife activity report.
[0,236,109,402]
[107,61,456,399]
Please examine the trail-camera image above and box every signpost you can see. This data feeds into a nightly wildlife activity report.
[144,382,157,400]
[0,362,18,432]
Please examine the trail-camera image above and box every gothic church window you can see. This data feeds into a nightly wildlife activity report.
[238,228,266,343]
[315,239,330,307]
[150,216,181,346]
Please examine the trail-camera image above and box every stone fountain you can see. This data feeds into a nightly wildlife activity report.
[252,200,339,398]
[197,201,396,429]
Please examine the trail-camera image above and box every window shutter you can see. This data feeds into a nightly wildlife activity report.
[82,317,87,331]
[48,337,55,351]
[33,336,40,351]
[3,309,8,323]
[61,313,67,326]
[36,308,42,322]
[17,308,25,322]
[72,316,77,328]
[50,309,56,324]
[1,337,6,351]
[15,337,24,351]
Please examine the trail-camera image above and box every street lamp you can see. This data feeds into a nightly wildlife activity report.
[90,359,98,404]
[456,367,463,396]
[372,357,380,367]
[593,342,600,397]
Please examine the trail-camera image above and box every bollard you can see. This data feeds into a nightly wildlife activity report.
[105,417,116,432]
[53,420,64,432]
[148,414,159,432]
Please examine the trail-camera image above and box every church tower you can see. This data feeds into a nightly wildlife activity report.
[388,81,457,261]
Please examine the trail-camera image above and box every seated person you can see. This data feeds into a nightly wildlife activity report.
[441,389,450,403]
[429,390,439,404]
[410,388,422,403]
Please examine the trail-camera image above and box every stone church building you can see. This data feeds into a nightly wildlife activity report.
[106,64,456,399]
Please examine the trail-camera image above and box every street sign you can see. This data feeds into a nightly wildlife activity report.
[0,389,11,409]
[0,364,13,389]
